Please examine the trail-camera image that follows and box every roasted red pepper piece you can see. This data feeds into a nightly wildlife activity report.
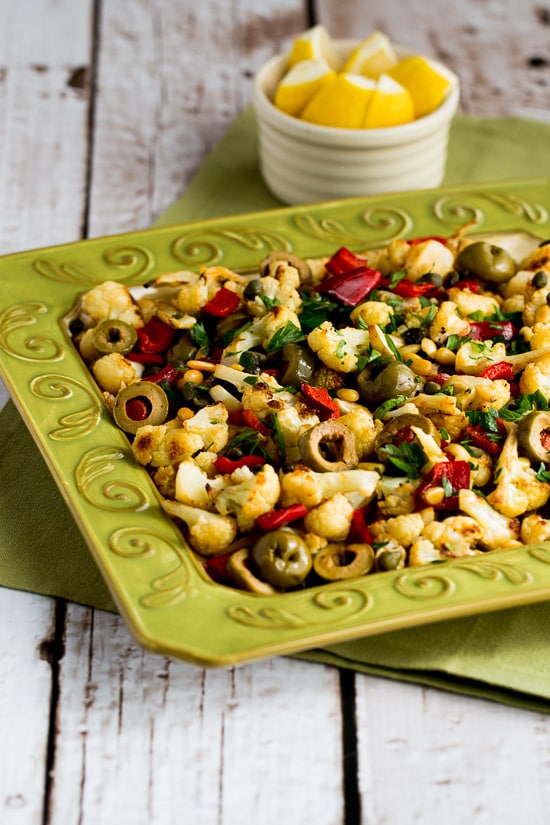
[203,552,235,586]
[414,460,471,510]
[214,455,266,474]
[300,383,340,420]
[314,266,383,306]
[256,503,308,531]
[136,315,177,354]
[202,286,240,317]
[391,279,440,298]
[453,280,480,293]
[325,246,368,276]
[143,364,182,386]
[241,409,271,436]
[349,508,374,545]
[127,351,164,366]
[479,361,514,381]
[462,420,507,456]
[469,320,517,342]
[125,397,150,421]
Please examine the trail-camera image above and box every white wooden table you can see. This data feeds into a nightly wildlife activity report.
[1,2,550,823]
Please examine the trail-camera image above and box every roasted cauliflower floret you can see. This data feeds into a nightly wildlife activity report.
[446,287,501,317]
[279,466,379,509]
[519,353,550,397]
[520,513,550,545]
[402,238,455,281]
[303,493,354,541]
[78,280,144,329]
[161,499,237,556]
[350,300,394,328]
[92,353,139,394]
[274,404,320,464]
[376,476,419,516]
[307,321,370,373]
[486,424,550,518]
[174,459,225,509]
[173,266,245,316]
[370,510,433,548]
[458,488,521,549]
[429,301,471,345]
[443,375,511,411]
[421,516,483,557]
[132,403,229,467]
[337,406,380,460]
[454,340,507,376]
[221,305,301,365]
[245,262,302,316]
[213,464,281,531]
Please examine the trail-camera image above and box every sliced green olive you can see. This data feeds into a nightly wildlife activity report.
[375,545,406,571]
[313,543,375,581]
[455,241,516,283]
[299,420,358,472]
[533,270,548,289]
[357,362,418,406]
[252,530,312,589]
[280,343,316,389]
[374,413,437,461]
[518,411,550,463]
[92,319,137,355]
[113,382,169,434]
[227,548,276,595]
[166,331,197,367]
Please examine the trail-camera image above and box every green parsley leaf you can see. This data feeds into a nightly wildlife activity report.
[537,463,550,483]
[260,294,281,310]
[445,333,471,352]
[265,321,305,352]
[190,321,210,351]
[373,394,408,420]
[378,441,427,479]
[465,408,500,433]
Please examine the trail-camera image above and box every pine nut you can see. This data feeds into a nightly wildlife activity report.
[423,486,446,506]
[183,369,204,384]
[186,359,216,373]
[434,347,456,366]
[337,388,360,402]
[421,337,437,357]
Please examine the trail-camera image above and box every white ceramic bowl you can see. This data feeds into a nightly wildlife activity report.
[252,40,460,205]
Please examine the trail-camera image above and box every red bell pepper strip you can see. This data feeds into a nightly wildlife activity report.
[202,286,240,317]
[314,266,383,306]
[414,460,471,510]
[479,361,514,381]
[349,508,374,545]
[143,364,182,386]
[325,246,368,276]
[136,315,177,354]
[203,551,235,586]
[213,455,266,474]
[241,409,271,436]
[391,279,440,298]
[127,351,165,366]
[256,503,308,531]
[469,320,517,342]
[300,383,340,420]
[462,420,506,457]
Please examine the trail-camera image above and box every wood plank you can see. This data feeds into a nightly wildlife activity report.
[317,0,550,119]
[0,590,57,824]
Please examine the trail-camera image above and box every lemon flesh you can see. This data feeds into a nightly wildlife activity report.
[363,74,414,128]
[274,59,336,117]
[343,31,398,78]
[387,55,456,118]
[300,73,376,129]
[287,24,338,69]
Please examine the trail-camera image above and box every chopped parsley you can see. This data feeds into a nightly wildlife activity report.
[378,440,427,479]
[265,321,305,352]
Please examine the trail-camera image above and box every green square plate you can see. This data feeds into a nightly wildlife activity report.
[1,178,550,667]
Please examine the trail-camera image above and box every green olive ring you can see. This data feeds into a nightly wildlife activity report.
[356,361,419,405]
[113,382,169,434]
[251,529,312,589]
[375,545,407,572]
[280,343,316,389]
[92,319,138,355]
[298,420,358,472]
[517,410,550,463]
[313,543,375,581]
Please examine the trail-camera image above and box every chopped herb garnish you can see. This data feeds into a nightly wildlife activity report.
[190,321,210,351]
[378,440,427,479]
[265,321,305,352]
[537,464,550,483]
[465,408,500,433]
[373,394,408,420]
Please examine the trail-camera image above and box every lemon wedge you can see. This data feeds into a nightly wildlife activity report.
[343,31,398,78]
[387,55,456,118]
[363,74,414,128]
[287,24,338,69]
[274,58,336,117]
[300,73,376,129]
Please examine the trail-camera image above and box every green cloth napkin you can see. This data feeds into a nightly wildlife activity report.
[2,108,550,712]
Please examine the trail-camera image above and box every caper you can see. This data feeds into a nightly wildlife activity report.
[424,381,442,395]
[252,530,312,589]
[313,543,375,581]
[417,272,443,287]
[280,343,316,389]
[299,420,358,472]
[92,319,137,355]
[533,270,549,289]
[239,349,268,373]
[244,279,264,300]
[113,382,169,434]
[357,361,418,405]
[182,381,210,409]
[455,241,516,283]
[446,270,461,286]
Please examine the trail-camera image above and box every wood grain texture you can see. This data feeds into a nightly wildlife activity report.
[1,1,550,823]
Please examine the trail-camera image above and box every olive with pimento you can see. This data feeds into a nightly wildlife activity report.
[113,381,169,434]
[518,411,550,463]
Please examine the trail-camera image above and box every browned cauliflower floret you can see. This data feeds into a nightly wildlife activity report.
[303,493,354,542]
[79,280,144,329]
[213,464,281,532]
